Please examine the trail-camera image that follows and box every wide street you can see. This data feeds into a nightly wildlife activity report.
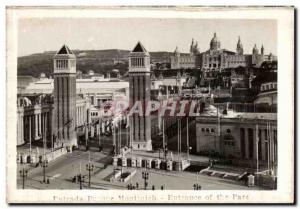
[17,149,262,190]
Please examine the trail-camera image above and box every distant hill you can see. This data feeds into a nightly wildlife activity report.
[17,49,173,77]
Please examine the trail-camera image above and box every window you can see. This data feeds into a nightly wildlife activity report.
[141,58,144,66]
[224,139,235,146]
[211,128,215,133]
[56,59,69,68]
[201,128,205,132]
[224,129,234,146]
[70,60,75,67]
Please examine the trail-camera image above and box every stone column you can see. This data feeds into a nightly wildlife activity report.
[101,121,104,133]
[253,127,258,163]
[91,126,94,138]
[96,124,100,136]
[93,95,97,106]
[79,108,81,126]
[35,114,38,139]
[78,107,80,126]
[17,114,20,145]
[245,128,249,159]
[85,124,89,141]
[42,113,45,148]
[77,107,79,126]
[261,129,266,161]
[106,121,109,132]
[80,107,82,125]
[81,107,84,125]
[40,113,43,139]
[28,116,32,149]
[45,113,48,142]
[270,128,275,170]
[39,113,42,136]
[21,115,24,144]
[158,115,161,132]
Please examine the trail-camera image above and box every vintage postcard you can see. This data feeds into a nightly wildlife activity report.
[6,6,294,203]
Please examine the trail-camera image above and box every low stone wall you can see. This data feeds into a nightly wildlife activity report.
[255,174,277,190]
[45,148,68,162]
[121,169,137,182]
[115,157,190,171]
[110,170,122,182]
[17,147,68,164]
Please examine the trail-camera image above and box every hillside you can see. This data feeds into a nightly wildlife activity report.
[17,49,173,77]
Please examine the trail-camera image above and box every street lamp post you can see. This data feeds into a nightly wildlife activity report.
[193,171,201,190]
[19,168,28,189]
[164,144,168,161]
[186,117,190,160]
[98,123,102,152]
[85,123,89,151]
[77,174,86,190]
[142,170,149,190]
[86,163,94,187]
[41,157,48,183]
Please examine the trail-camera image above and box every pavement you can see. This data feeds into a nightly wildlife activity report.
[17,149,263,190]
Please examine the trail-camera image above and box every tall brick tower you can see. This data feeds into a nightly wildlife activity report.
[129,42,152,151]
[53,45,77,149]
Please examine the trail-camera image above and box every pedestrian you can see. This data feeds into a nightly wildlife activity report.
[136,182,139,189]
[161,185,164,190]
[152,185,155,190]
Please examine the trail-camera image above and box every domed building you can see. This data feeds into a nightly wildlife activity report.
[170,33,277,74]
[170,38,200,69]
[210,33,221,51]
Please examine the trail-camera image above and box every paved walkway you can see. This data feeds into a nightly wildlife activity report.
[17,150,263,190]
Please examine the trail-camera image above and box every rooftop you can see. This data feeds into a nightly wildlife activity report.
[132,42,147,53]
[56,45,74,55]
[201,108,277,121]
[19,78,129,94]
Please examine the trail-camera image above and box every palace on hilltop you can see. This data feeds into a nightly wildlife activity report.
[170,33,277,79]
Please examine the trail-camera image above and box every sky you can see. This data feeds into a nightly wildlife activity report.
[18,18,277,57]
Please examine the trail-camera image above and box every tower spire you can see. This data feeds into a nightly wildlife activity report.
[236,36,243,55]
[261,45,264,55]
[190,38,194,54]
[253,44,258,54]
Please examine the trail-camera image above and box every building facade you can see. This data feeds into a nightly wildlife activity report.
[196,112,277,168]
[17,95,90,147]
[17,95,53,146]
[170,33,277,75]
[128,42,152,151]
[170,39,200,69]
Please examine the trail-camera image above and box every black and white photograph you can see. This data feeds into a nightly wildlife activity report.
[6,6,294,204]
